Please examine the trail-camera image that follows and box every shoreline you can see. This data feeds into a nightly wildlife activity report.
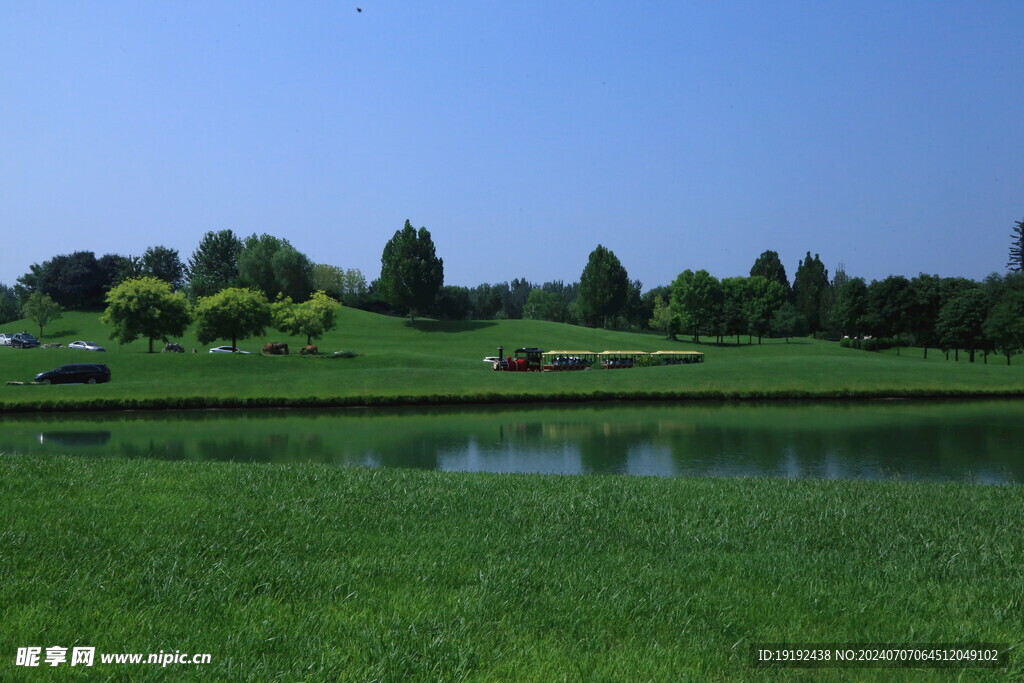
[2,387,1023,414]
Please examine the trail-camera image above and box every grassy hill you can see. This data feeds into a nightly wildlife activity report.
[1,309,1023,411]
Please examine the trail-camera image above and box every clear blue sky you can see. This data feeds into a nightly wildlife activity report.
[2,1,1022,291]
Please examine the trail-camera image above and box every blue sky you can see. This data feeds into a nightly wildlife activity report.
[2,1,1022,291]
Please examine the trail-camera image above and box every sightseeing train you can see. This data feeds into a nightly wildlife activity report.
[483,347,704,372]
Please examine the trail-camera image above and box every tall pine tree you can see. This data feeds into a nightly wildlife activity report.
[378,220,444,322]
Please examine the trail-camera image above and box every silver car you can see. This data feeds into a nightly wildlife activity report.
[0,333,12,346]
[68,340,106,352]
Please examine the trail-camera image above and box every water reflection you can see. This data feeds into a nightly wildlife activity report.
[1,401,1021,483]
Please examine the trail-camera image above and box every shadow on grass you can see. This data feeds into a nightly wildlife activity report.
[409,320,497,333]
[42,329,78,339]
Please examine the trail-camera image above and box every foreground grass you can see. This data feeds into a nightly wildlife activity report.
[1,310,1023,412]
[1,458,1022,680]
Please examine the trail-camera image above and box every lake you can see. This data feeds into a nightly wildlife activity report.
[2,400,1020,483]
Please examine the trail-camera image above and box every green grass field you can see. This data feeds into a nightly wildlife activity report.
[1,309,1023,411]
[2,457,1021,680]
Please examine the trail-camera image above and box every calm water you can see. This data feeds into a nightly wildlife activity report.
[1,401,1021,483]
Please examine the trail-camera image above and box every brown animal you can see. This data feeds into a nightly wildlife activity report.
[300,345,318,355]
[263,342,289,355]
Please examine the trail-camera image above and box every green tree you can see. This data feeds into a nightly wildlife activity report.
[720,277,749,344]
[22,291,63,337]
[378,220,445,322]
[984,289,1024,364]
[19,251,106,310]
[648,295,679,340]
[523,288,566,322]
[195,288,271,350]
[669,269,722,342]
[829,277,868,337]
[936,286,988,363]
[0,283,19,324]
[271,290,341,346]
[907,274,943,358]
[97,253,139,291]
[865,275,912,354]
[101,277,191,353]
[186,229,242,298]
[237,234,314,302]
[792,252,830,334]
[742,275,787,344]
[141,246,186,290]
[749,250,791,295]
[431,286,472,321]
[578,245,629,328]
[771,301,808,342]
[1008,218,1023,272]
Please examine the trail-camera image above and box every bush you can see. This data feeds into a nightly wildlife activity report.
[839,337,851,348]
[633,354,657,368]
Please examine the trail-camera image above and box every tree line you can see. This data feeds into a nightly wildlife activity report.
[2,217,1023,362]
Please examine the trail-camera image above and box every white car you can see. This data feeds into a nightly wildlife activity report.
[209,346,251,354]
[68,340,106,352]
[0,333,12,346]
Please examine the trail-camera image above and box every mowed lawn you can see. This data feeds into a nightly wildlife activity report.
[2,457,1022,680]
[1,309,1023,410]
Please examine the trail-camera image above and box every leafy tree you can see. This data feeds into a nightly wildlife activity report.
[431,286,472,321]
[669,269,722,342]
[271,246,314,302]
[648,295,679,340]
[311,265,369,305]
[378,220,445,322]
[504,278,534,320]
[523,288,566,322]
[936,286,989,362]
[271,290,340,345]
[20,251,106,310]
[907,274,943,358]
[140,246,185,290]
[719,277,749,344]
[578,245,629,328]
[984,289,1024,364]
[0,284,19,323]
[101,277,191,353]
[1008,218,1023,272]
[771,301,808,342]
[865,275,912,354]
[195,288,271,350]
[792,252,830,334]
[622,279,645,329]
[311,264,345,301]
[749,250,791,295]
[186,229,242,298]
[22,291,63,337]
[742,275,787,344]
[97,253,140,291]
[467,283,503,320]
[237,234,314,302]
[829,277,868,337]
[831,262,850,290]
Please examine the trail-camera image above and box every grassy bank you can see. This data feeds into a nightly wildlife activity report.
[1,310,1023,412]
[1,458,1021,680]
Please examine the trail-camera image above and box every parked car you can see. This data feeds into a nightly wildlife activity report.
[68,341,106,352]
[209,346,250,354]
[0,333,13,346]
[12,333,40,348]
[34,364,111,385]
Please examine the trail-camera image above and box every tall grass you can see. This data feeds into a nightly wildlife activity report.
[2,457,1022,680]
